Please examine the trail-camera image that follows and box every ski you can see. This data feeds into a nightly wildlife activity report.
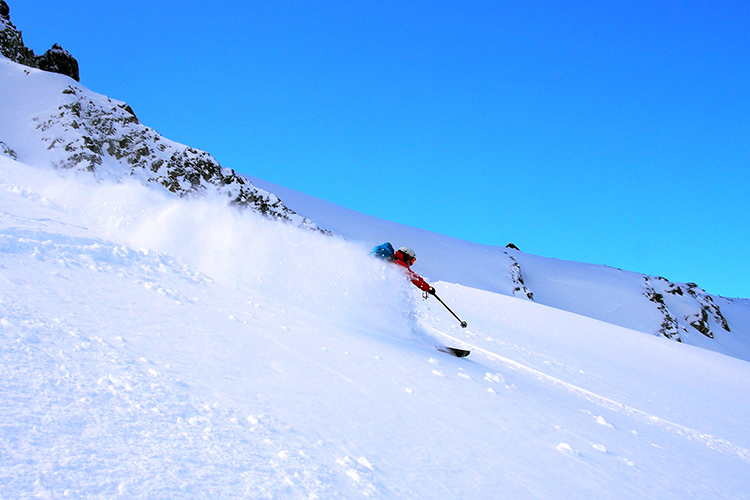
[437,346,470,358]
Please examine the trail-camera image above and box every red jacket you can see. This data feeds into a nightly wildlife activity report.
[393,250,431,292]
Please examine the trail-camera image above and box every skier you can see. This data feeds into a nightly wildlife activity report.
[372,242,470,356]
[372,242,434,295]
[393,247,435,296]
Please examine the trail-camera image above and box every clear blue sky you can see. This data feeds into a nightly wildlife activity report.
[12,0,750,298]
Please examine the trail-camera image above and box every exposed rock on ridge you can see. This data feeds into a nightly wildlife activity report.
[31,85,322,229]
[503,249,534,301]
[0,1,79,81]
[0,139,17,160]
[504,248,737,345]
[0,0,35,67]
[35,43,79,81]
[644,276,731,341]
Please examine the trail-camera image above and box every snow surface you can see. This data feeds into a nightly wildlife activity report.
[2,155,750,499]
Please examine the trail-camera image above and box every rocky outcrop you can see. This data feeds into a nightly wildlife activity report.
[32,85,323,230]
[509,255,534,300]
[644,276,731,341]
[0,139,17,160]
[35,43,79,81]
[0,0,36,67]
[0,1,79,80]
[644,277,684,341]
[502,248,534,301]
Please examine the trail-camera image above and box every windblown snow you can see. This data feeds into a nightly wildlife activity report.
[1,53,750,499]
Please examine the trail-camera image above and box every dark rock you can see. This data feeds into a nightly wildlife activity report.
[0,140,17,160]
[1,2,80,81]
[36,43,79,81]
[644,277,683,340]
[0,1,37,67]
[689,308,713,338]
[505,252,534,301]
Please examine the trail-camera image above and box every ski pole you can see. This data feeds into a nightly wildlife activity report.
[431,292,468,328]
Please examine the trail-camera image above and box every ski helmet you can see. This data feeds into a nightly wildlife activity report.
[398,247,416,261]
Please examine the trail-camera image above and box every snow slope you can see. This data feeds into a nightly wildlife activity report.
[250,176,750,361]
[2,155,750,499]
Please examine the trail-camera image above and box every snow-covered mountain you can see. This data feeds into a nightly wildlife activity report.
[2,8,749,499]
[0,3,320,232]
[251,176,750,361]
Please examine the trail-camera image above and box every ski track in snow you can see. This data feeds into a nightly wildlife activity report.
[427,325,750,464]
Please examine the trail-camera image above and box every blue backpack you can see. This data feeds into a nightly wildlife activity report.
[372,242,395,262]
